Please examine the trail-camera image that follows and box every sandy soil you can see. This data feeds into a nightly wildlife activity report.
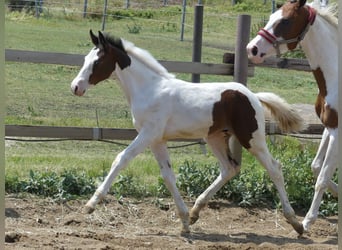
[5,195,337,249]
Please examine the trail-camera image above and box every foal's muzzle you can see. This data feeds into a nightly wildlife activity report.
[71,80,86,96]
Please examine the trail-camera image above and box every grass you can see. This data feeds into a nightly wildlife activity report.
[5,2,334,214]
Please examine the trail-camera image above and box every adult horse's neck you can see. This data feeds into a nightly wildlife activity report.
[300,11,337,100]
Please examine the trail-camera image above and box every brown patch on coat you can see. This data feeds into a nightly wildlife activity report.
[89,33,131,85]
[209,90,258,149]
[312,68,338,128]
[273,2,310,50]
[89,50,116,85]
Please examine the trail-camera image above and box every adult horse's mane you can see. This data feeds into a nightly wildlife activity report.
[103,33,175,79]
[310,1,338,28]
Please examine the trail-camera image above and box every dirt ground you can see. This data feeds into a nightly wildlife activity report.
[5,104,336,249]
[5,194,337,250]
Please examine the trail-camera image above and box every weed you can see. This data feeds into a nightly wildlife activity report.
[127,23,142,34]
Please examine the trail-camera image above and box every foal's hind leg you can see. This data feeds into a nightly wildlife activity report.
[249,142,304,235]
[190,133,241,225]
[150,142,190,234]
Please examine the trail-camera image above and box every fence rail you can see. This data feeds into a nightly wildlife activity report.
[5,123,324,142]
[5,49,254,76]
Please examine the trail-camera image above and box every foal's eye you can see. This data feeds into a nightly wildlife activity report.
[94,60,100,66]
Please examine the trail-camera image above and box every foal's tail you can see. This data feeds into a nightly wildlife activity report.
[255,92,305,133]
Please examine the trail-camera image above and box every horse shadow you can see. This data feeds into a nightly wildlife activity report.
[185,231,337,246]
[5,208,20,218]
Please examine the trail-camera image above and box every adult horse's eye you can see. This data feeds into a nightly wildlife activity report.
[281,19,290,26]
[94,60,100,66]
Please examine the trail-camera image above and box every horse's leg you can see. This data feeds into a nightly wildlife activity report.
[190,133,240,225]
[250,141,304,235]
[85,131,153,213]
[150,142,190,234]
[302,128,338,232]
[311,128,338,197]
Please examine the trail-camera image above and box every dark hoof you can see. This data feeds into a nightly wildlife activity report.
[189,215,199,225]
[180,228,191,237]
[287,219,304,235]
[294,223,304,235]
[84,205,95,214]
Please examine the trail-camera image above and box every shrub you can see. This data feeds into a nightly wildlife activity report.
[5,138,337,216]
[174,159,276,207]
[7,0,35,13]
[5,169,96,200]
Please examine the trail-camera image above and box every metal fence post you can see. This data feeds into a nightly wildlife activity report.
[180,0,187,41]
[231,14,251,165]
[83,0,88,18]
[35,0,40,18]
[101,0,108,31]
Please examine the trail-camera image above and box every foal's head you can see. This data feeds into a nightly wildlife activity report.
[71,30,131,96]
[247,0,316,63]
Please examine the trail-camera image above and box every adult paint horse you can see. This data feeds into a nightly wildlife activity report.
[71,30,305,235]
[247,0,338,232]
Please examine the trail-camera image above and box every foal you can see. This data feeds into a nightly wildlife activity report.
[71,30,305,234]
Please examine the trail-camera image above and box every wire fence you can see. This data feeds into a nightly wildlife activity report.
[5,0,272,49]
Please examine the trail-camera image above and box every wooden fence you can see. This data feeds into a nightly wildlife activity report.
[5,49,255,76]
[5,49,322,142]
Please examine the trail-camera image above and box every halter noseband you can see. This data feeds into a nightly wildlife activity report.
[257,5,316,57]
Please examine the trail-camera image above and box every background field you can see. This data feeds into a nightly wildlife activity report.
[5,0,337,215]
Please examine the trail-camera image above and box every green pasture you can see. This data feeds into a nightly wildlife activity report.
[5,2,336,214]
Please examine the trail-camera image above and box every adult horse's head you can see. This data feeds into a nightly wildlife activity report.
[246,0,316,63]
[71,30,131,96]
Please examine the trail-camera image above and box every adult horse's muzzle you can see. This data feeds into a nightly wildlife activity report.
[246,44,266,64]
[246,38,268,64]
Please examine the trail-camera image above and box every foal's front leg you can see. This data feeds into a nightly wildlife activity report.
[311,128,338,197]
[150,142,190,234]
[85,132,152,213]
[302,129,338,232]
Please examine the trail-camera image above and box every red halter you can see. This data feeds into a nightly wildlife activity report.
[257,5,316,56]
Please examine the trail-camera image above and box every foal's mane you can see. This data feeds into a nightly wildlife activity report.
[104,33,175,79]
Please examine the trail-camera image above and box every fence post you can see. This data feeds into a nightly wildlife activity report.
[191,3,203,83]
[101,0,108,31]
[83,0,88,18]
[231,14,251,165]
[180,0,187,41]
[272,0,276,13]
[35,0,40,18]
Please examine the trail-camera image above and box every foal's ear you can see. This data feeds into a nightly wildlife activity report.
[98,31,109,51]
[90,29,99,46]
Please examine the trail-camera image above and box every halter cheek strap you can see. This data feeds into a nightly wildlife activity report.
[258,5,316,57]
